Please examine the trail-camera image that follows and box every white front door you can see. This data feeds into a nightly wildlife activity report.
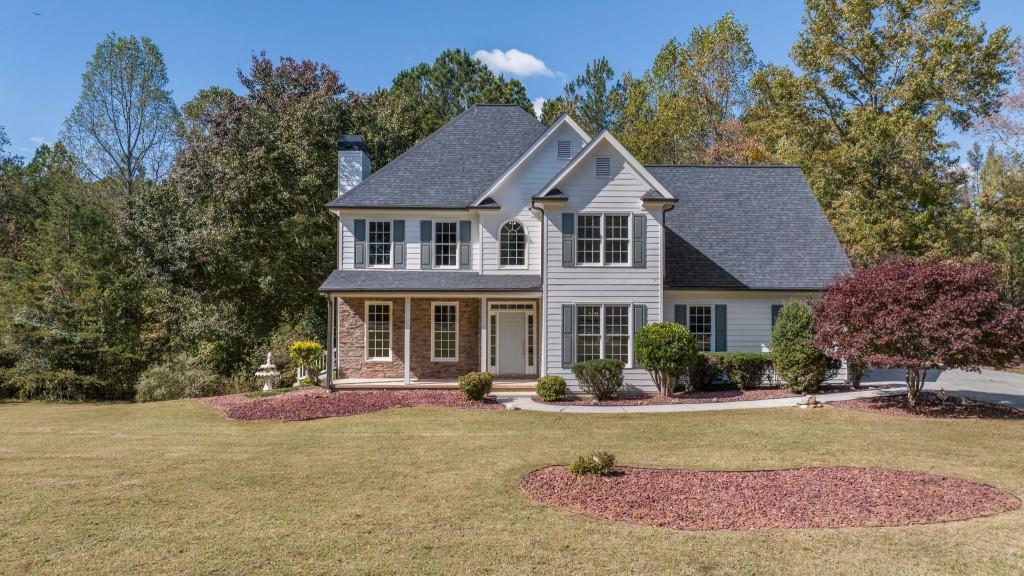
[497,311,527,375]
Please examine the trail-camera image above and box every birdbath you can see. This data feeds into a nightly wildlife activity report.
[255,352,281,392]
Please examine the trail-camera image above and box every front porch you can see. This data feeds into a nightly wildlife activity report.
[324,294,542,389]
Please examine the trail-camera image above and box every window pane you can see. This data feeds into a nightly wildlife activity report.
[499,221,526,267]
[604,305,629,363]
[575,305,601,362]
[367,304,391,359]
[527,313,535,367]
[432,304,457,360]
[368,221,392,266]
[604,215,629,264]
[576,215,601,264]
[434,222,458,267]
[688,305,712,352]
[489,314,497,368]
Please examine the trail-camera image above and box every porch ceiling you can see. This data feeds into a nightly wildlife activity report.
[319,269,541,292]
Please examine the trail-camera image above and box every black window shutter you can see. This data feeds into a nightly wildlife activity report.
[420,220,432,269]
[715,304,727,352]
[561,304,575,367]
[458,220,472,269]
[632,214,646,268]
[561,213,575,268]
[353,219,366,268]
[771,304,783,328]
[393,220,405,268]
[674,304,687,325]
[632,304,647,335]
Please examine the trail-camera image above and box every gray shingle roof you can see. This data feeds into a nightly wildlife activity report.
[320,269,541,292]
[648,165,851,290]
[327,105,546,209]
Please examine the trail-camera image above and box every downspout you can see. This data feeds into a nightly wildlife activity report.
[532,199,547,377]
[660,200,676,324]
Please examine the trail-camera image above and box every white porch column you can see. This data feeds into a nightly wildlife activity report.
[480,297,487,372]
[326,295,334,387]
[404,296,411,385]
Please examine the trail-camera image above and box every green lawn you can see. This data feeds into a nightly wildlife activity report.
[1,400,1022,575]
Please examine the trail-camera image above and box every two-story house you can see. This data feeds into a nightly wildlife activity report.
[319,104,850,392]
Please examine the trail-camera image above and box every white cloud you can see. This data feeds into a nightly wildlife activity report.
[473,49,554,78]
[29,136,48,147]
[531,97,547,119]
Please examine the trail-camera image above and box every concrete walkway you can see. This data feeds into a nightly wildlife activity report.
[496,368,1024,413]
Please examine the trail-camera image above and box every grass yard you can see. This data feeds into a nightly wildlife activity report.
[1,400,1022,575]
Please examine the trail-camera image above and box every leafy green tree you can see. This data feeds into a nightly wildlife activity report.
[771,301,837,394]
[748,0,1015,265]
[540,57,623,135]
[617,13,766,164]
[62,33,181,197]
[634,322,699,396]
[389,49,531,143]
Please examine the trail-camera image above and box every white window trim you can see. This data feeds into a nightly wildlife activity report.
[574,303,633,368]
[576,213,632,267]
[498,219,529,269]
[433,220,459,269]
[364,301,393,362]
[682,303,716,353]
[430,301,459,362]
[487,301,537,372]
[367,219,393,269]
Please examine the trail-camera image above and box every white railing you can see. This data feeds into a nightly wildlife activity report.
[295,350,328,385]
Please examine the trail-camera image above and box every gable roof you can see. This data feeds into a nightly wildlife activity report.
[470,114,590,206]
[327,105,546,209]
[649,165,851,290]
[536,130,673,200]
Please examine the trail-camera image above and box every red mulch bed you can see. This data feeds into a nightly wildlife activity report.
[202,388,504,421]
[537,384,861,406]
[831,392,1024,420]
[521,465,1020,531]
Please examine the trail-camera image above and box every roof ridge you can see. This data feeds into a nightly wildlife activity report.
[644,164,802,168]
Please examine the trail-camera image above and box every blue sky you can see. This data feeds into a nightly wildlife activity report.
[1,0,1020,158]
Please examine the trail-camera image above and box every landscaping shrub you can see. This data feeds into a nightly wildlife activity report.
[571,359,624,400]
[135,355,223,402]
[458,371,494,401]
[685,353,723,390]
[288,340,324,386]
[713,352,773,389]
[771,301,838,393]
[634,322,699,395]
[568,451,616,476]
[536,375,567,401]
[11,369,106,401]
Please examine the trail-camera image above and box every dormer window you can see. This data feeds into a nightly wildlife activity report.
[596,157,611,178]
[499,220,527,267]
[557,140,572,160]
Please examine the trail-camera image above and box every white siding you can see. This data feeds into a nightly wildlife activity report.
[338,211,479,271]
[663,291,820,352]
[480,124,586,275]
[542,140,666,391]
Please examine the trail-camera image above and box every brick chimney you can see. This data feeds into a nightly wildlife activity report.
[337,135,370,196]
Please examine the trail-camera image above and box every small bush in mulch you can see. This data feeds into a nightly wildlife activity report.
[202,388,503,421]
[458,371,494,402]
[521,465,1021,531]
[568,451,616,476]
[536,375,567,402]
[831,392,1024,420]
[572,359,624,400]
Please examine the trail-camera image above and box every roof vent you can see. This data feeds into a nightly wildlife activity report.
[557,140,572,160]
[595,157,611,178]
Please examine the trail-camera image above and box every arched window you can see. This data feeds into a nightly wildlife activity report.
[499,220,526,267]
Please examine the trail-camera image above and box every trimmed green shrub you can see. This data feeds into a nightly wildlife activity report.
[288,340,324,387]
[771,301,839,394]
[571,359,624,400]
[568,451,617,476]
[536,375,567,401]
[685,353,723,390]
[135,355,223,402]
[634,322,699,396]
[11,369,106,401]
[713,352,773,390]
[458,371,494,401]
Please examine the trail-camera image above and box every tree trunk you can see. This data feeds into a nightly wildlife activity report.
[905,368,928,407]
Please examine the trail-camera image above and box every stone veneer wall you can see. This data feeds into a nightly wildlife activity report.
[335,297,481,380]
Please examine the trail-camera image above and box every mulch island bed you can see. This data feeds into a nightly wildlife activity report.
[537,384,862,406]
[202,388,503,421]
[831,392,1024,420]
[521,465,1020,531]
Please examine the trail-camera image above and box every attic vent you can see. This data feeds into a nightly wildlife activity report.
[595,157,611,178]
[557,140,572,160]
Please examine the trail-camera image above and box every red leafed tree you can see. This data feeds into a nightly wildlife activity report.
[813,257,1024,406]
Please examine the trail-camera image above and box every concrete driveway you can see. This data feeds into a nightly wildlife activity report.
[863,368,1024,409]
